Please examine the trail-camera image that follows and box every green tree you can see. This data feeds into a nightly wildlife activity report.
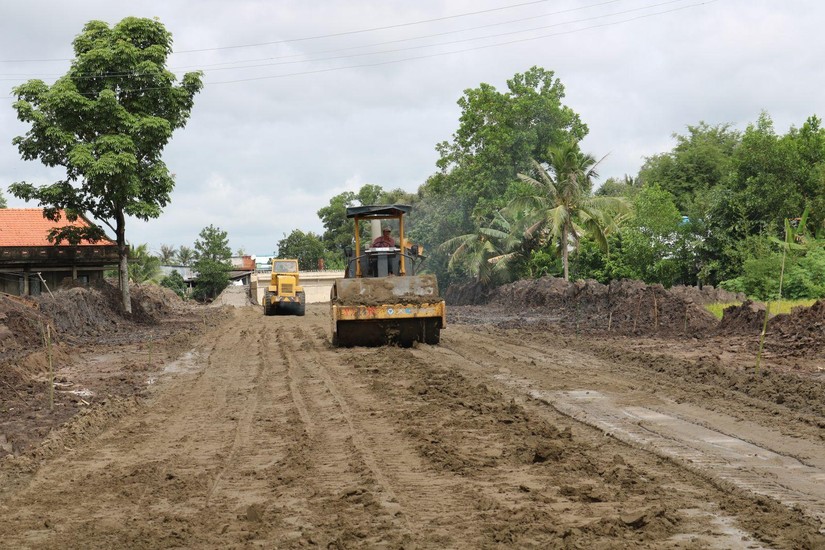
[158,244,177,264]
[638,122,739,211]
[128,243,161,283]
[440,209,533,285]
[160,269,187,299]
[0,189,6,208]
[8,17,202,313]
[193,225,231,301]
[596,175,642,199]
[616,185,685,285]
[276,229,327,271]
[428,66,587,218]
[514,142,628,280]
[176,245,194,266]
[317,184,415,253]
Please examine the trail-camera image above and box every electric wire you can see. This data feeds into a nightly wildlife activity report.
[200,1,725,86]
[0,0,555,63]
[0,0,717,97]
[0,0,623,78]
[0,0,705,85]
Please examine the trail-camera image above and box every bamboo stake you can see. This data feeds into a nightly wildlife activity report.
[607,310,613,332]
[653,291,659,331]
[633,292,643,333]
[755,301,770,376]
[46,324,54,411]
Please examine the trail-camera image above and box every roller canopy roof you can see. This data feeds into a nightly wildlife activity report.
[345,204,412,219]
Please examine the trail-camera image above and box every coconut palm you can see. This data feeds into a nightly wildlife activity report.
[514,141,629,280]
[440,210,525,285]
[176,245,194,266]
[158,244,177,264]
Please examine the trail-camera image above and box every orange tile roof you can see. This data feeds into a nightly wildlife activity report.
[0,209,116,247]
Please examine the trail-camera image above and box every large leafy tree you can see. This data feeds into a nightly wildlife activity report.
[192,225,231,301]
[9,17,202,312]
[514,142,628,280]
[428,66,587,218]
[317,184,415,253]
[276,229,328,271]
[638,122,739,211]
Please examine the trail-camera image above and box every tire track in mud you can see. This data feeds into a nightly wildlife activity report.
[286,323,480,543]
[268,320,412,547]
[428,326,825,543]
[204,322,270,504]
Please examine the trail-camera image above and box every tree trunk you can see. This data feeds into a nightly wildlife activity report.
[116,213,132,313]
[562,230,569,281]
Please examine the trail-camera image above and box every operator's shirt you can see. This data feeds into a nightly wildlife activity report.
[371,236,395,247]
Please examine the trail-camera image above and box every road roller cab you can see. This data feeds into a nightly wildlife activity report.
[330,204,445,347]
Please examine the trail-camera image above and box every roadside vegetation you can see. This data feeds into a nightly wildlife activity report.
[299,67,825,306]
[6,16,822,308]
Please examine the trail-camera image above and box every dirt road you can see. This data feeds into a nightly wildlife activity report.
[1,303,824,549]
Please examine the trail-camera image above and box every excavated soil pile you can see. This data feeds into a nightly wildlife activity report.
[210,285,254,307]
[1,283,197,457]
[0,295,52,365]
[34,282,178,343]
[668,285,746,304]
[717,301,767,335]
[717,300,825,356]
[449,277,719,336]
[765,299,825,357]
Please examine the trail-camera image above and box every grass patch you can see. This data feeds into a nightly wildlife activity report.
[705,299,817,320]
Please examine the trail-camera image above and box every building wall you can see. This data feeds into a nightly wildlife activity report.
[0,269,106,296]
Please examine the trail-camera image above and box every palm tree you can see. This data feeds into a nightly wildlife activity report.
[128,243,161,283]
[158,244,177,264]
[176,245,194,266]
[440,210,529,285]
[514,141,629,280]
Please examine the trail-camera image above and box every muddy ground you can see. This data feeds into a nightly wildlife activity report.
[1,278,824,549]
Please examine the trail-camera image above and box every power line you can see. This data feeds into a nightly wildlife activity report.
[0,0,698,82]
[191,0,695,75]
[208,1,718,85]
[0,0,555,63]
[0,0,718,98]
[0,0,621,78]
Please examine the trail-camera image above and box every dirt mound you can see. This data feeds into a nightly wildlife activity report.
[0,295,52,365]
[451,277,719,336]
[210,285,253,307]
[770,299,825,336]
[717,301,766,335]
[668,285,746,305]
[131,283,187,315]
[444,281,493,305]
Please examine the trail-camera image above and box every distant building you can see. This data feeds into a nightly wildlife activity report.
[0,208,118,296]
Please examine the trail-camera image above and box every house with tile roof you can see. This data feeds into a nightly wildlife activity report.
[0,208,119,296]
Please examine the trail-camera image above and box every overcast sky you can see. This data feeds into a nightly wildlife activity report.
[1,0,822,256]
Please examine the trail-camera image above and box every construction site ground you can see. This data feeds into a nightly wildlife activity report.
[1,281,824,549]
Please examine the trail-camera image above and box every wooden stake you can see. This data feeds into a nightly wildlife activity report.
[653,291,659,331]
[46,324,54,411]
[607,310,613,332]
[633,292,643,332]
[755,301,770,375]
